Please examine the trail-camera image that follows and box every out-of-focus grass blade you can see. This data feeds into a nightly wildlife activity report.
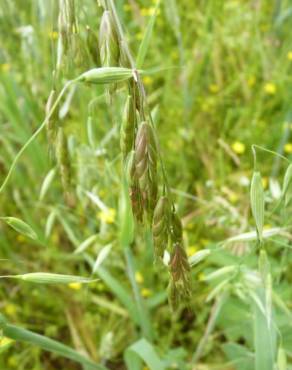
[91,264,139,325]
[203,265,237,281]
[5,272,96,285]
[253,288,276,370]
[92,244,112,273]
[74,234,98,254]
[39,168,56,200]
[0,216,38,240]
[0,315,107,370]
[189,249,210,266]
[136,0,160,69]
[222,227,284,245]
[250,171,265,243]
[124,338,165,370]
[124,247,154,340]
[119,177,134,249]
[277,347,287,370]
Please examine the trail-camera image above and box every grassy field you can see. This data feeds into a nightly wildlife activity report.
[0,0,292,369]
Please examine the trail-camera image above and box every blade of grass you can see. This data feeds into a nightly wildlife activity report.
[136,0,161,69]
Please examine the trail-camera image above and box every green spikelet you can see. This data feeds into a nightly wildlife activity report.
[99,10,119,67]
[168,212,191,308]
[56,127,71,192]
[152,196,170,258]
[126,151,144,222]
[134,122,158,220]
[120,95,136,158]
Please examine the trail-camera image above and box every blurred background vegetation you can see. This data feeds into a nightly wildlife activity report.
[0,0,292,369]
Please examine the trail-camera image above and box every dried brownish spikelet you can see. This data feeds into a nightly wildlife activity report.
[120,95,136,158]
[152,196,170,258]
[134,121,158,220]
[99,10,119,67]
[86,26,100,66]
[168,212,191,309]
[126,151,144,222]
[56,127,71,192]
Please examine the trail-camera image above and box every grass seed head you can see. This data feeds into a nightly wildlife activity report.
[120,95,136,158]
[77,67,133,84]
[134,122,158,220]
[152,196,170,258]
[99,10,119,67]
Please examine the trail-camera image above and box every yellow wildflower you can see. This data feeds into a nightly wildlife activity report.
[68,282,82,290]
[231,141,246,155]
[141,7,157,17]
[136,32,143,41]
[287,51,292,61]
[261,176,268,189]
[171,50,179,60]
[143,76,153,86]
[98,208,116,224]
[264,83,276,95]
[247,76,256,87]
[48,31,58,40]
[198,273,205,281]
[284,143,292,154]
[135,271,144,284]
[0,337,14,347]
[186,245,198,257]
[4,304,17,316]
[209,84,219,93]
[228,193,239,204]
[1,63,11,72]
[141,288,152,297]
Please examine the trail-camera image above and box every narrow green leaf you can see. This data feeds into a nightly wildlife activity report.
[124,338,165,370]
[92,265,140,325]
[0,318,106,369]
[203,265,236,281]
[282,163,292,206]
[39,168,56,201]
[8,272,96,285]
[1,216,37,240]
[119,176,134,249]
[189,249,210,267]
[277,347,287,370]
[74,234,98,254]
[250,171,265,243]
[136,0,160,69]
[253,288,276,370]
